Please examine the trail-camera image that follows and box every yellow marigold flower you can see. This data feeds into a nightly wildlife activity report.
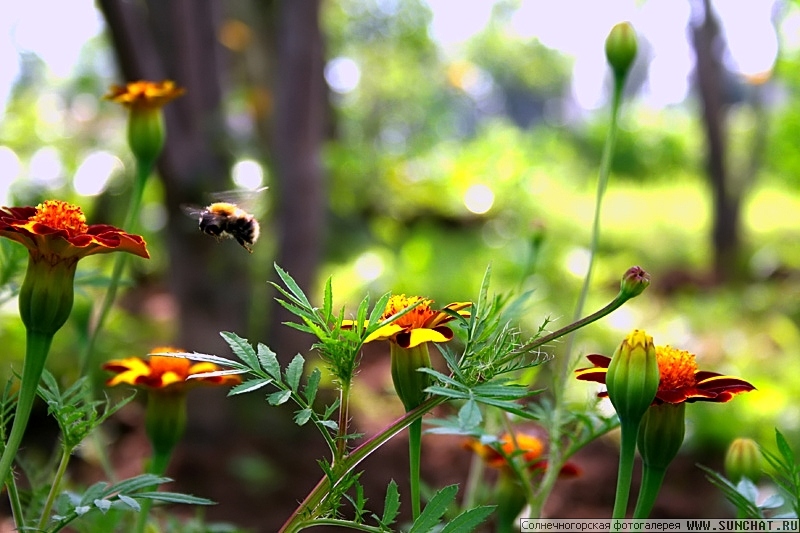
[103,347,241,391]
[346,295,471,349]
[104,80,186,110]
[575,345,755,405]
[105,80,185,165]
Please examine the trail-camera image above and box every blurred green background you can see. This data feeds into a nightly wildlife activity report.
[0,0,799,528]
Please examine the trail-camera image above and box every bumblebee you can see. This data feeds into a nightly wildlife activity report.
[184,202,260,253]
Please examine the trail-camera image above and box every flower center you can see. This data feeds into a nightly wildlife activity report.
[30,200,88,235]
[656,345,698,391]
[148,355,191,378]
[382,295,437,329]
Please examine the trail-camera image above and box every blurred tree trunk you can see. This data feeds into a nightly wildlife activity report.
[690,0,738,283]
[99,0,252,352]
[260,0,327,359]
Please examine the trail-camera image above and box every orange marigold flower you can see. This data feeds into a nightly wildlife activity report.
[103,347,241,391]
[575,345,755,405]
[104,80,186,110]
[464,433,581,477]
[344,295,471,349]
[0,200,149,263]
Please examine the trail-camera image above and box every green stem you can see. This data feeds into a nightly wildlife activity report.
[0,331,54,497]
[632,465,666,519]
[5,469,24,530]
[279,396,447,533]
[529,72,627,520]
[81,160,151,377]
[612,421,639,519]
[408,418,422,520]
[134,448,172,533]
[335,382,351,462]
[37,445,72,530]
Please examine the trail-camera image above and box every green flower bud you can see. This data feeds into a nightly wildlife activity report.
[128,107,165,166]
[620,266,650,300]
[724,438,762,483]
[19,255,77,336]
[638,403,686,471]
[606,330,660,425]
[390,343,432,412]
[605,22,638,83]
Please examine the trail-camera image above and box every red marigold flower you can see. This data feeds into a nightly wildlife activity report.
[104,80,186,110]
[103,347,242,391]
[575,345,755,405]
[344,295,472,349]
[0,200,149,263]
[463,432,581,477]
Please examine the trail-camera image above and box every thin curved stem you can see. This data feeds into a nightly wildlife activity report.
[408,418,422,520]
[81,160,151,377]
[134,448,172,533]
[0,331,53,499]
[612,421,639,519]
[279,396,447,533]
[632,465,666,519]
[37,445,72,530]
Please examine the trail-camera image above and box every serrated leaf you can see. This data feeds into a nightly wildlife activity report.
[268,390,292,406]
[440,505,496,533]
[323,277,333,319]
[220,331,260,369]
[304,368,321,405]
[274,263,312,307]
[381,479,400,526]
[425,386,469,400]
[409,484,459,533]
[94,499,112,513]
[285,354,305,392]
[458,399,482,431]
[775,429,795,465]
[228,378,273,396]
[158,351,246,370]
[108,474,171,495]
[188,369,249,381]
[294,408,312,426]
[81,481,111,504]
[258,344,281,381]
[75,505,91,516]
[133,492,215,505]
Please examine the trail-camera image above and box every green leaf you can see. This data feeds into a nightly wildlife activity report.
[268,390,292,406]
[228,378,273,396]
[220,331,260,370]
[458,399,482,430]
[323,277,333,319]
[409,484,459,533]
[285,354,305,392]
[107,474,171,495]
[775,429,795,466]
[274,263,313,308]
[304,368,321,405]
[116,494,140,511]
[188,369,249,381]
[440,505,496,533]
[258,343,282,381]
[381,479,400,526]
[132,492,215,505]
[294,408,313,426]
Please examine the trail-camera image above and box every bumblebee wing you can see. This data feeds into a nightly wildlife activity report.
[206,186,268,215]
[181,204,205,220]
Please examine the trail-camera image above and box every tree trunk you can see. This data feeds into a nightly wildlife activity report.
[267,0,327,359]
[99,0,252,352]
[690,0,741,283]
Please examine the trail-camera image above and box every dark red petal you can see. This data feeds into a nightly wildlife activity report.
[574,369,608,385]
[432,326,454,341]
[395,331,411,349]
[586,354,611,367]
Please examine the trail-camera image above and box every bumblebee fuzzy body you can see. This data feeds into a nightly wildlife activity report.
[190,202,260,252]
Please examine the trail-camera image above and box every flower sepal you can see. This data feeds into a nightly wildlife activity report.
[637,403,686,471]
[19,254,77,336]
[390,342,432,412]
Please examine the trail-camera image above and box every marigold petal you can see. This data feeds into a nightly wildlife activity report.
[397,327,452,348]
[574,368,608,384]
[364,324,404,343]
[160,371,184,387]
[425,302,472,328]
[188,362,221,375]
[103,357,151,375]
